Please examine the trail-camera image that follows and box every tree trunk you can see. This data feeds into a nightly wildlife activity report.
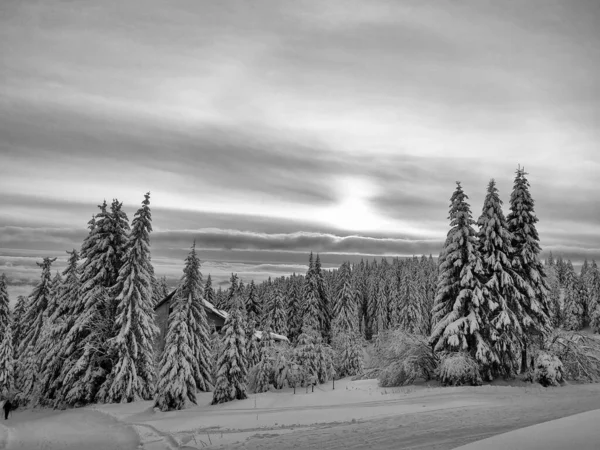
[520,341,528,374]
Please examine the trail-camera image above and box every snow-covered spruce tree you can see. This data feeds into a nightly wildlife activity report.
[506,167,552,372]
[545,262,563,328]
[252,323,275,393]
[367,274,379,337]
[245,318,261,368]
[476,179,525,378]
[56,201,131,407]
[245,280,262,327]
[204,274,215,306]
[420,255,438,336]
[376,276,390,334]
[17,257,56,403]
[314,254,331,342]
[159,276,170,299]
[12,295,27,354]
[562,267,586,331]
[104,193,160,403]
[221,273,239,312]
[46,271,63,319]
[268,284,288,336]
[149,264,162,307]
[333,329,363,378]
[302,253,328,339]
[429,182,497,372]
[292,325,319,386]
[0,326,14,397]
[0,274,14,396]
[588,261,600,332]
[32,269,66,405]
[333,262,358,332]
[286,276,303,344]
[302,273,322,334]
[36,250,80,407]
[0,274,10,338]
[211,296,248,404]
[398,263,426,335]
[155,242,214,411]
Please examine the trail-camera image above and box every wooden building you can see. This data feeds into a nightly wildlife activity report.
[154,290,288,354]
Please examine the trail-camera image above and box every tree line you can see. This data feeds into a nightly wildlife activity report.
[0,166,599,407]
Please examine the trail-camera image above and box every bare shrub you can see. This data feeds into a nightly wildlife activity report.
[543,330,600,383]
[372,330,439,387]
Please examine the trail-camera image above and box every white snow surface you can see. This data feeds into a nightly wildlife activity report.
[3,378,600,449]
[454,408,600,450]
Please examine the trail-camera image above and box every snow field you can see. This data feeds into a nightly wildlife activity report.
[3,377,600,449]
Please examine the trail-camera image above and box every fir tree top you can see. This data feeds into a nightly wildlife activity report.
[0,274,10,332]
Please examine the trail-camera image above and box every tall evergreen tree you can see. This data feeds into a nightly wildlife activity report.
[588,261,600,332]
[366,273,379,337]
[332,262,357,332]
[0,274,13,397]
[302,253,324,336]
[376,275,389,334]
[159,276,170,299]
[204,274,215,306]
[477,179,524,377]
[17,257,56,402]
[429,182,496,370]
[506,167,552,372]
[222,273,239,312]
[267,284,288,336]
[58,200,130,406]
[12,295,27,353]
[0,274,10,338]
[245,280,261,326]
[398,262,425,334]
[36,250,80,407]
[563,267,586,331]
[212,296,248,404]
[245,318,260,368]
[105,193,159,403]
[286,276,303,343]
[155,243,214,411]
[314,254,331,341]
[333,330,364,378]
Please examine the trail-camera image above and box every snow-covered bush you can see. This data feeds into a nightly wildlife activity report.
[373,330,439,387]
[544,330,600,383]
[530,351,564,387]
[437,352,482,387]
[247,355,273,394]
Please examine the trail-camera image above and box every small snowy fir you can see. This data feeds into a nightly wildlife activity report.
[211,296,248,404]
[155,242,214,411]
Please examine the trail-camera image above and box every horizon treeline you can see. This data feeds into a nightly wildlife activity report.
[0,166,599,409]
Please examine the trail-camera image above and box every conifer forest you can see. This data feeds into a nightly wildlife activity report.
[2,166,599,416]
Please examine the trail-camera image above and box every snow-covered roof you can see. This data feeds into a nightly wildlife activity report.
[155,290,289,343]
[254,329,289,343]
[202,299,228,320]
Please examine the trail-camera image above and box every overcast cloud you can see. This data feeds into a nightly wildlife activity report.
[1,0,599,301]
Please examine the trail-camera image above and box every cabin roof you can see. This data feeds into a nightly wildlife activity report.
[154,289,289,343]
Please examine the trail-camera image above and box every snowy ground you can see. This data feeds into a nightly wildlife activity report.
[2,378,600,450]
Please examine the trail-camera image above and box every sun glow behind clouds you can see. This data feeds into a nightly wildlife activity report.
[320,176,394,233]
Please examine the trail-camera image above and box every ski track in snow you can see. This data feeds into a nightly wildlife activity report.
[3,379,600,450]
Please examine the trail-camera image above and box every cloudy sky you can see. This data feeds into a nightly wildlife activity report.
[1,0,599,301]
